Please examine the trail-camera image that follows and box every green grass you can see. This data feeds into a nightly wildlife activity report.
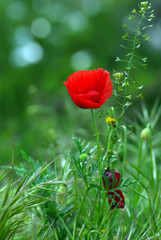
[0,100,161,240]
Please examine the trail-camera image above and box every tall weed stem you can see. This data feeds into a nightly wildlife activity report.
[138,139,143,177]
[118,5,147,120]
[91,109,101,175]
[122,125,127,176]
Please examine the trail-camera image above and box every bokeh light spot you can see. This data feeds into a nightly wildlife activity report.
[48,2,67,23]
[14,26,33,45]
[31,18,51,38]
[32,0,52,13]
[6,1,27,21]
[149,20,161,51]
[81,0,102,16]
[10,42,44,67]
[65,11,88,31]
[71,51,92,71]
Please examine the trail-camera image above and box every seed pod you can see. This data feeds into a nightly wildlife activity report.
[140,128,150,140]
[117,143,124,162]
[79,153,88,161]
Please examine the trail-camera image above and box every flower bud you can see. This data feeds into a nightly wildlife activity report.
[79,153,88,161]
[140,127,150,140]
[113,72,123,82]
[102,168,121,190]
[108,190,125,210]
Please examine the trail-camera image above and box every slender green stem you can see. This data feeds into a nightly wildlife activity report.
[118,9,146,121]
[90,109,105,213]
[57,213,73,240]
[91,109,101,174]
[107,129,113,169]
[67,169,78,240]
[87,230,102,240]
[122,125,127,176]
[138,139,143,176]
[126,12,145,84]
[149,125,156,186]
[101,126,112,170]
[101,126,111,161]
[136,136,143,206]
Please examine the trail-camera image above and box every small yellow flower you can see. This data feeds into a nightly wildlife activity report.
[106,117,116,126]
[100,229,105,233]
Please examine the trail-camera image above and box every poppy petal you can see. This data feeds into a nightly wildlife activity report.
[78,90,100,103]
[63,68,113,109]
[108,190,125,210]
[103,169,121,190]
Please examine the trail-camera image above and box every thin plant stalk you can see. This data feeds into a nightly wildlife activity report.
[91,109,102,175]
[118,4,148,121]
[138,139,143,176]
[122,125,127,176]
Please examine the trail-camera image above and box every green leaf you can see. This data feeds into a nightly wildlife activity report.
[142,57,147,62]
[122,33,129,40]
[128,15,133,20]
[150,14,155,18]
[72,136,83,154]
[132,8,137,13]
[136,93,144,99]
[115,56,121,62]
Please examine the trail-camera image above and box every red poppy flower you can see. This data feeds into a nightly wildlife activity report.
[108,190,125,210]
[102,168,121,190]
[63,68,112,109]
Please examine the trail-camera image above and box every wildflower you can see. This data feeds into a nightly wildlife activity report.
[102,168,121,190]
[140,1,148,9]
[113,72,123,82]
[63,68,112,109]
[106,116,116,126]
[108,190,125,210]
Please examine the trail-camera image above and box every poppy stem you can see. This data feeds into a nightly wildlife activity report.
[91,109,101,174]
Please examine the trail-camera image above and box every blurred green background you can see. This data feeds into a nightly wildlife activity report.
[0,0,161,164]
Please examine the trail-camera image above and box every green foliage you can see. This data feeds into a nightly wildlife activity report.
[65,136,97,185]
[0,100,161,239]
[113,1,155,118]
[0,157,56,239]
